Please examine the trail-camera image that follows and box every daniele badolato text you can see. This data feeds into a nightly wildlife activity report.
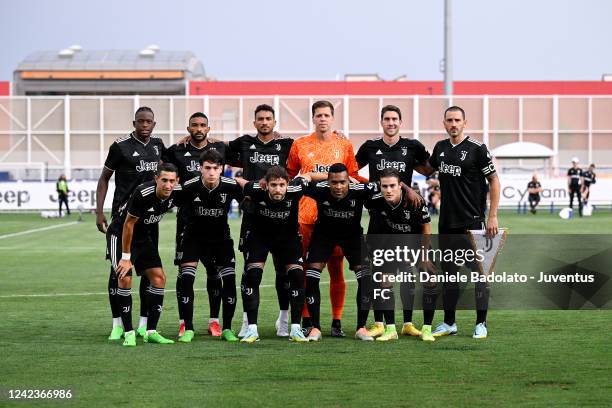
[370,246,595,284]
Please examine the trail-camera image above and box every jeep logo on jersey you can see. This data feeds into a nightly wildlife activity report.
[439,161,462,177]
[376,159,406,172]
[312,163,331,173]
[186,160,200,172]
[196,208,224,217]
[143,213,165,224]
[135,160,158,172]
[460,150,468,161]
[249,152,280,165]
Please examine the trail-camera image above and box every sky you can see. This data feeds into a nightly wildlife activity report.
[0,0,610,81]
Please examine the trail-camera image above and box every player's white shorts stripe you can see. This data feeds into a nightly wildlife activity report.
[111,234,118,270]
[0,221,78,241]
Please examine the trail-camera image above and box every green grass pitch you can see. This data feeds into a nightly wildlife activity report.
[0,211,611,407]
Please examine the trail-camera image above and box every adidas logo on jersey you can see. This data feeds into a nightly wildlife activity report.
[376,149,383,155]
[193,197,201,201]
[439,152,445,157]
[249,144,256,150]
[148,207,155,212]
[322,201,330,206]
[132,151,140,157]
[308,152,315,158]
[184,152,192,156]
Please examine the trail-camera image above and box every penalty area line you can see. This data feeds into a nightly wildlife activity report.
[0,221,79,240]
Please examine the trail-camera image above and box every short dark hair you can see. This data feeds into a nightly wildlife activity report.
[157,162,177,176]
[381,105,402,120]
[590,163,596,168]
[328,163,348,174]
[189,112,208,122]
[135,106,154,118]
[254,104,275,118]
[265,166,289,182]
[379,168,401,183]
[199,149,223,166]
[444,105,465,120]
[312,100,334,117]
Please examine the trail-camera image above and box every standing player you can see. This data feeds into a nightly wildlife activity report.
[96,107,165,340]
[301,163,379,341]
[175,150,242,342]
[581,163,596,205]
[225,104,295,337]
[425,106,500,340]
[235,166,309,343]
[567,157,583,216]
[163,112,228,338]
[355,104,431,338]
[108,163,181,347]
[365,168,433,341]
[287,100,366,337]
[527,174,542,214]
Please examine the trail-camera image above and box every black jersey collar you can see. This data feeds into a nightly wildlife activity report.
[131,132,151,146]
[449,135,469,148]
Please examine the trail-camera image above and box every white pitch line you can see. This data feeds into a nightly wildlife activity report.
[0,221,79,240]
[0,279,357,299]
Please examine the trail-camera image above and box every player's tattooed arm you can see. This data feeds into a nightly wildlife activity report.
[400,182,424,209]
[414,161,435,176]
[486,173,500,236]
[95,167,114,233]
[234,177,250,190]
[116,214,138,279]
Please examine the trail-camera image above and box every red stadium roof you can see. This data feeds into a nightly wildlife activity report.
[189,80,612,96]
[0,81,10,95]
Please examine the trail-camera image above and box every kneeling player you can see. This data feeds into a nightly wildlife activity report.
[236,166,309,343]
[175,150,243,342]
[365,168,434,341]
[107,163,182,346]
[301,163,378,341]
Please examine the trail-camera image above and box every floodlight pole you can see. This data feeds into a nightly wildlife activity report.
[444,0,453,98]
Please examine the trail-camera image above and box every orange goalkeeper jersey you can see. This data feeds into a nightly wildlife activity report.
[286,132,363,225]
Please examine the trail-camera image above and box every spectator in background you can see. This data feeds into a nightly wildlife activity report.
[567,157,583,216]
[582,163,596,205]
[527,174,542,214]
[56,174,70,216]
[426,172,440,215]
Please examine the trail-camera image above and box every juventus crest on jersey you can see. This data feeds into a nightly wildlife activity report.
[429,136,496,229]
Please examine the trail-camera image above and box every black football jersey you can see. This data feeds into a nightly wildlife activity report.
[227,135,293,181]
[108,180,181,241]
[429,136,495,229]
[243,179,304,236]
[103,132,165,217]
[527,181,541,195]
[366,194,431,234]
[567,167,582,187]
[180,176,243,240]
[163,140,226,183]
[302,180,378,237]
[582,170,596,187]
[355,137,430,185]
